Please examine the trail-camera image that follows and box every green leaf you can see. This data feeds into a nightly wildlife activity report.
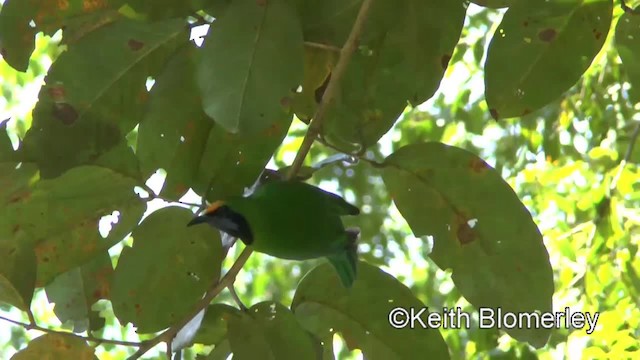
[227,301,319,360]
[484,0,612,119]
[45,251,113,333]
[615,9,640,104]
[0,165,144,286]
[292,261,449,360]
[205,339,232,360]
[138,45,291,201]
[0,0,127,72]
[137,45,214,199]
[292,47,336,122]
[380,142,554,348]
[0,0,36,72]
[321,0,465,149]
[403,0,466,106]
[193,304,242,345]
[197,0,303,134]
[0,162,39,311]
[21,18,187,178]
[0,238,36,311]
[111,206,222,333]
[127,0,202,20]
[301,0,360,46]
[11,333,96,360]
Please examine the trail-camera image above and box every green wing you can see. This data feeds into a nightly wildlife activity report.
[251,180,360,216]
[316,187,360,216]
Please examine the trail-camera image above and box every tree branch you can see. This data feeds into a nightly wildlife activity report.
[287,0,376,179]
[0,315,143,347]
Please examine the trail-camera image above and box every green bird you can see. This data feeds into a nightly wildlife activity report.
[187,180,360,287]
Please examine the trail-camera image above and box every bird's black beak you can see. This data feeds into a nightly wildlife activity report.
[187,215,209,227]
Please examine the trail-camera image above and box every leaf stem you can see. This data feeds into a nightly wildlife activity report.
[287,0,376,180]
[0,314,143,347]
[304,41,340,53]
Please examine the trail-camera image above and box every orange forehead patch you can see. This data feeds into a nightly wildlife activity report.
[205,200,225,214]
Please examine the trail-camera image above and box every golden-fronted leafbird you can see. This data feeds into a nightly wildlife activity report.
[187,180,360,287]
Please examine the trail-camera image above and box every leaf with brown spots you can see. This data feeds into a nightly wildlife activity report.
[44,251,113,333]
[0,0,127,72]
[292,262,449,359]
[484,0,612,119]
[0,237,36,311]
[380,142,554,348]
[537,28,557,42]
[11,333,96,360]
[127,38,144,51]
[111,207,222,333]
[0,165,145,287]
[21,18,186,179]
[320,0,465,150]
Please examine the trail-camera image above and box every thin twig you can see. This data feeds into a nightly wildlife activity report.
[26,308,36,326]
[304,41,341,53]
[227,285,248,311]
[0,315,143,347]
[141,184,202,208]
[287,0,376,179]
[315,136,386,168]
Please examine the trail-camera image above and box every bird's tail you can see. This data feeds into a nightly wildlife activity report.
[328,228,360,288]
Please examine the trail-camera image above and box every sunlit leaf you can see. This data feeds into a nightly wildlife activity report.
[485,0,612,119]
[0,0,126,72]
[11,333,96,360]
[380,142,554,347]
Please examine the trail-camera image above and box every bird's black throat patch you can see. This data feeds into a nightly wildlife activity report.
[213,205,254,245]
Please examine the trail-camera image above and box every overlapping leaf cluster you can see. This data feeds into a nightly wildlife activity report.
[1,0,636,358]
